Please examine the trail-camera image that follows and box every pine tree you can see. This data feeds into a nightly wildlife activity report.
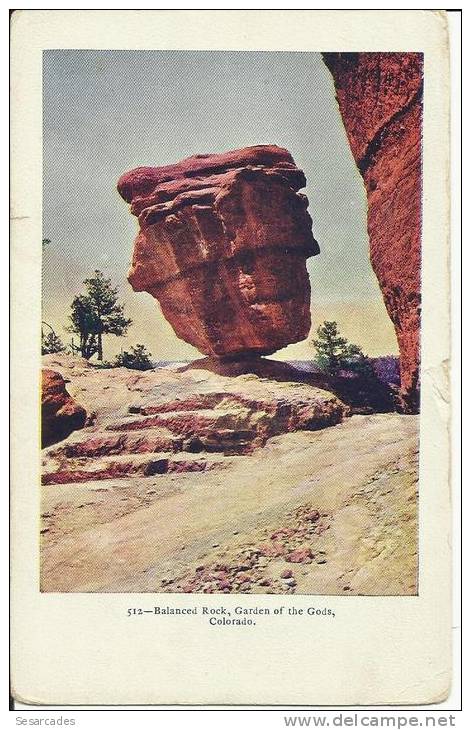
[313,321,371,375]
[67,271,131,360]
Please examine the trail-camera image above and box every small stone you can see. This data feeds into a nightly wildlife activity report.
[280,569,293,579]
[235,562,251,571]
[259,542,284,558]
[283,578,297,587]
[271,528,296,540]
[212,543,220,548]
[233,530,239,535]
[218,572,232,582]
[286,548,314,564]
[240,582,251,591]
[317,559,327,565]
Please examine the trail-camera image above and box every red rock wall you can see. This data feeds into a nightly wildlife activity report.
[322,53,423,413]
[118,146,319,359]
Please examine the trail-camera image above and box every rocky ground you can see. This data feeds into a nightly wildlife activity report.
[40,354,418,595]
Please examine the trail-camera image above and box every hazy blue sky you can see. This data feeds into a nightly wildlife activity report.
[42,50,397,360]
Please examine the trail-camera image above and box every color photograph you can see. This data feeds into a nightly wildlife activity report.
[40,50,422,595]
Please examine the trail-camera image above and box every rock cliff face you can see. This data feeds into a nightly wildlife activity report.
[118,145,319,359]
[322,53,423,413]
[42,369,87,448]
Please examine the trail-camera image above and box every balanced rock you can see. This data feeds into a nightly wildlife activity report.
[118,145,319,358]
[322,53,423,413]
[42,369,86,448]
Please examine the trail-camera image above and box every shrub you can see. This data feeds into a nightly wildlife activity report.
[114,344,154,371]
[90,360,116,369]
[370,356,401,387]
[41,330,65,355]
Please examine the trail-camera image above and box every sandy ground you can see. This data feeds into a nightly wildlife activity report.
[41,413,418,595]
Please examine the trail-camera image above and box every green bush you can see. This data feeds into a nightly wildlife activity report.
[41,330,65,355]
[90,360,116,369]
[114,344,154,371]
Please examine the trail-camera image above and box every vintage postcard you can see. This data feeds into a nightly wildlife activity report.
[11,10,451,706]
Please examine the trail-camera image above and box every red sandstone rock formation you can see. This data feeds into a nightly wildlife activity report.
[42,369,86,448]
[41,360,348,485]
[118,145,319,358]
[322,53,423,413]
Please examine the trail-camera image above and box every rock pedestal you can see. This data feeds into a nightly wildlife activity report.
[41,357,348,485]
[118,145,319,359]
[322,53,423,413]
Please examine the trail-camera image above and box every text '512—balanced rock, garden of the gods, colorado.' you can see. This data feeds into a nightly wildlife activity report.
[117,145,319,359]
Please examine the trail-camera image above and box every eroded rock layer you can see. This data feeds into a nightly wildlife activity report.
[118,145,319,358]
[41,360,348,485]
[322,53,423,413]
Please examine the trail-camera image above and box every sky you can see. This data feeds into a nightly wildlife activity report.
[42,50,398,362]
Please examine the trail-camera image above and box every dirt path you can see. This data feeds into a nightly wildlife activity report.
[41,413,418,594]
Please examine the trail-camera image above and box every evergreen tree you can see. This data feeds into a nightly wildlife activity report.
[68,295,99,359]
[67,271,131,360]
[313,321,371,375]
